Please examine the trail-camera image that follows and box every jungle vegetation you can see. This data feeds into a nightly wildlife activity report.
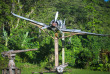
[0,0,110,72]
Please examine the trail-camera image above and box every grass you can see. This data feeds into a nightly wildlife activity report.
[0,62,110,74]
[67,69,110,74]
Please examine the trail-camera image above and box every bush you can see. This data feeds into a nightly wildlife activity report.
[74,49,92,69]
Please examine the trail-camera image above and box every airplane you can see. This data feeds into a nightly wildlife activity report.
[11,11,110,37]
[11,11,110,73]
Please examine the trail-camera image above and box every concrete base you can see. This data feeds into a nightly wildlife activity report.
[2,67,21,74]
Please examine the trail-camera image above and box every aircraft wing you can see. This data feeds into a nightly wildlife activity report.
[11,12,49,29]
[61,29,109,36]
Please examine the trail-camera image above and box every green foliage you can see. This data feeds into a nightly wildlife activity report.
[0,0,110,72]
[0,44,9,69]
[75,48,92,68]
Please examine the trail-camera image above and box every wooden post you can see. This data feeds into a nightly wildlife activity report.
[55,33,59,67]
[9,67,12,74]
[62,33,65,65]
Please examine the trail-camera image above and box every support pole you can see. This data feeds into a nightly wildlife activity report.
[55,33,59,67]
[62,33,65,65]
[9,67,12,74]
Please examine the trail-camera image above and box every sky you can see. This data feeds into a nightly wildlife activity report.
[104,0,109,2]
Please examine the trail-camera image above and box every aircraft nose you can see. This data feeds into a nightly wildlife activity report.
[52,22,58,27]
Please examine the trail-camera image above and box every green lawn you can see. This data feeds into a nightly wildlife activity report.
[67,69,110,74]
[22,68,110,74]
[1,62,110,74]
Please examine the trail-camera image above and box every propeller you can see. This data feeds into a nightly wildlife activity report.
[63,19,66,29]
[55,11,58,22]
[54,11,63,33]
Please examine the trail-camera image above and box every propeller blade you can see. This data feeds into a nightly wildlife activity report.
[63,19,66,25]
[55,11,58,22]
